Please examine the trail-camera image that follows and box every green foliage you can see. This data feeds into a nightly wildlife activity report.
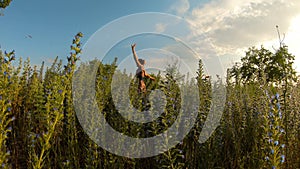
[229,45,297,84]
[0,0,11,9]
[0,50,15,168]
[0,0,12,15]
[0,32,299,169]
[262,93,285,169]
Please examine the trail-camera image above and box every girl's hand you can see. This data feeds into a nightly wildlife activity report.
[131,43,136,49]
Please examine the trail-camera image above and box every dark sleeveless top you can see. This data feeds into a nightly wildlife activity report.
[136,69,145,81]
[136,66,145,81]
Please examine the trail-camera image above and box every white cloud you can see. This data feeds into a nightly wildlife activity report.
[181,0,300,72]
[170,0,190,16]
[155,23,167,33]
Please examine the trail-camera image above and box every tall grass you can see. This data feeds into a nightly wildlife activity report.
[0,33,299,168]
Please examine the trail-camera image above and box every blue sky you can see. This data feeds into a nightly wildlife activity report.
[0,0,178,65]
[1,0,300,76]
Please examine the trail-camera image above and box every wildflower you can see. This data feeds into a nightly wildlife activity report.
[269,124,273,129]
[276,102,281,109]
[280,155,285,163]
[42,131,49,136]
[4,71,7,76]
[271,119,275,123]
[265,156,269,161]
[53,107,58,111]
[10,55,15,61]
[268,132,272,137]
[0,95,2,100]
[272,166,276,169]
[265,90,270,98]
[58,90,63,94]
[268,138,273,144]
[269,112,274,117]
[7,126,12,131]
[227,101,232,106]
[275,93,280,99]
[11,116,16,121]
[274,140,279,146]
[281,144,285,148]
[7,107,11,112]
[270,149,274,154]
[271,95,275,100]
[278,111,282,119]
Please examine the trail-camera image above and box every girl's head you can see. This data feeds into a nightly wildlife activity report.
[138,58,146,65]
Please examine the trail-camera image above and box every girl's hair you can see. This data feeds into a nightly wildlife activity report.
[138,58,145,65]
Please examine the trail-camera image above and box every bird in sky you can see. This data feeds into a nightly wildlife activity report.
[25,34,32,39]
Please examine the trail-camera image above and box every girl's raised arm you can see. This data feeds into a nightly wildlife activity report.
[131,43,142,67]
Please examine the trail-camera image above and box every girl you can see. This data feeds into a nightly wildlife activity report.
[131,43,155,93]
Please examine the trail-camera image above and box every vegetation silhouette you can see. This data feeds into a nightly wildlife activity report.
[0,32,299,168]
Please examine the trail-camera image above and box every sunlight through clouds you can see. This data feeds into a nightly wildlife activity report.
[284,15,300,72]
[170,0,300,73]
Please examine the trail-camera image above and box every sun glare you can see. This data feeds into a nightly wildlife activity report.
[286,15,300,73]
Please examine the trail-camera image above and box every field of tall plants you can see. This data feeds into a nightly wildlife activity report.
[0,33,300,169]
